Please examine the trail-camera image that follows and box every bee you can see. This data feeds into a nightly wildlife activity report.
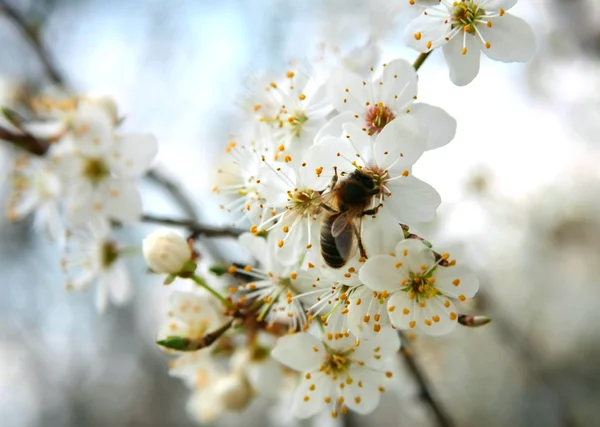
[320,167,382,268]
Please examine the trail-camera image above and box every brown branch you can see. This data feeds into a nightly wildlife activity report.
[0,125,49,155]
[0,0,66,86]
[399,332,456,427]
[141,214,243,239]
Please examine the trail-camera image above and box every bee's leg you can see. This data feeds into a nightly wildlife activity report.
[320,203,336,213]
[330,166,339,191]
[362,203,383,216]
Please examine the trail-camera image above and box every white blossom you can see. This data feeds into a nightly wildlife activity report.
[61,220,132,313]
[7,154,64,240]
[359,238,479,335]
[271,328,400,418]
[405,0,536,85]
[323,58,456,150]
[310,118,441,224]
[158,291,227,387]
[55,101,157,224]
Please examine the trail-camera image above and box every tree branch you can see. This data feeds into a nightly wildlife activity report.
[399,332,455,427]
[0,0,66,86]
[141,214,243,239]
[0,125,48,155]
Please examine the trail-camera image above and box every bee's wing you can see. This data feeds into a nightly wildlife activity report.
[331,213,359,261]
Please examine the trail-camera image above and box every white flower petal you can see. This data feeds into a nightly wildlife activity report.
[109,133,158,177]
[359,255,405,293]
[394,239,436,272]
[479,14,536,63]
[291,371,333,419]
[443,33,481,86]
[421,297,458,335]
[385,175,441,223]
[347,287,389,339]
[95,275,110,314]
[103,179,143,223]
[378,59,418,109]
[327,66,369,113]
[374,114,426,170]
[353,327,400,369]
[404,11,452,52]
[340,368,381,414]
[107,261,132,306]
[361,203,405,256]
[272,333,325,372]
[481,0,518,10]
[387,293,416,330]
[409,103,456,151]
[434,265,479,299]
[343,122,373,160]
[238,232,269,266]
[314,111,360,142]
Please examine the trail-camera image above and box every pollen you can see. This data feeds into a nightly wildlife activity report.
[450,312,457,320]
[299,94,306,100]
[283,225,289,233]
[278,240,284,248]
[409,320,416,328]
[414,32,422,40]
[309,384,315,391]
[388,305,396,312]
[244,265,252,272]
[385,371,393,378]
[286,71,295,78]
[432,315,440,323]
[395,261,403,268]
[324,397,331,404]
[403,249,408,256]
[403,308,410,315]
[290,272,297,279]
[444,300,451,308]
[308,262,315,268]
[303,396,309,402]
[426,41,432,49]
[499,8,505,16]
[453,279,460,286]
[228,265,237,274]
[425,319,432,326]
[485,42,491,49]
[462,47,468,55]
[459,294,466,301]
[284,155,292,163]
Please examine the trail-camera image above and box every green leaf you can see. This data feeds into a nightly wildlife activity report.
[157,336,191,351]
[1,107,27,129]
[163,274,176,285]
[209,265,229,277]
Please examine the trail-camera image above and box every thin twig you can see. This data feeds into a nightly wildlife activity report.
[399,332,455,427]
[141,214,243,239]
[145,168,199,220]
[413,51,433,71]
[0,0,65,86]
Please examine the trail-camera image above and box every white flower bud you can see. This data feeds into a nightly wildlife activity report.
[143,229,191,274]
[213,373,253,412]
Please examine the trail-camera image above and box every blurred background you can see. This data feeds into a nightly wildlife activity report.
[0,0,599,426]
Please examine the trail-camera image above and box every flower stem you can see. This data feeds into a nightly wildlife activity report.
[413,50,433,71]
[190,274,236,311]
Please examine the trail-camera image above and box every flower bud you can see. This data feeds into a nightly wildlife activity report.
[143,229,191,274]
[213,372,253,412]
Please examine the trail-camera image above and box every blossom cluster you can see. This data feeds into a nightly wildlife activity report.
[0,0,536,423]
[6,96,157,312]
[145,1,535,421]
